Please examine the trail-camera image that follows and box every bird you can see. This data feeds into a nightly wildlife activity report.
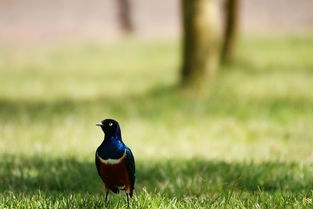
[95,119,135,206]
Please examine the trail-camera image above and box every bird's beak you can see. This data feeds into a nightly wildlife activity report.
[96,122,102,126]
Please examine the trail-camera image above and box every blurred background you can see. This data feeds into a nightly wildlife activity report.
[1,0,313,208]
[1,0,313,43]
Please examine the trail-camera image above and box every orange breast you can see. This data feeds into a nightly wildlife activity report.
[98,158,131,192]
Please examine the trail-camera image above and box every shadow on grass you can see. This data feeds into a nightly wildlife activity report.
[1,155,313,196]
[0,85,312,123]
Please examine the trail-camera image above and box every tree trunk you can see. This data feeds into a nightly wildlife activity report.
[117,0,133,35]
[181,0,220,89]
[221,0,239,64]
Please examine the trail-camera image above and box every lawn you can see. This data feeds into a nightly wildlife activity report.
[0,35,313,208]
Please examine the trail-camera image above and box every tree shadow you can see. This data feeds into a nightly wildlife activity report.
[1,155,313,196]
[0,84,312,124]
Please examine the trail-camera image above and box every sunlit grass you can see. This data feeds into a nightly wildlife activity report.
[0,35,313,208]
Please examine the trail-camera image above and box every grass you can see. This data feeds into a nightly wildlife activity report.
[0,35,313,208]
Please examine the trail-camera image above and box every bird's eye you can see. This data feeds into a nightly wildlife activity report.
[109,122,113,126]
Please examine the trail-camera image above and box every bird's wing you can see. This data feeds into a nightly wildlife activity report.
[125,146,136,197]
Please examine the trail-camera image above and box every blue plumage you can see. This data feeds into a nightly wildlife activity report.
[96,136,125,160]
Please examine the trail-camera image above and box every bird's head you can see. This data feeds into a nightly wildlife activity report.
[96,119,121,137]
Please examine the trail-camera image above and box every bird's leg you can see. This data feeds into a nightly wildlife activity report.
[126,193,130,208]
[105,190,109,204]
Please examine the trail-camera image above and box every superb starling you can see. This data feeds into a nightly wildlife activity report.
[95,119,135,206]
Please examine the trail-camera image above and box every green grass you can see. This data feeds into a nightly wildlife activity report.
[1,35,313,208]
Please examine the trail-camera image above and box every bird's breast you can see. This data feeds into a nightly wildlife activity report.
[96,149,126,165]
[97,154,130,192]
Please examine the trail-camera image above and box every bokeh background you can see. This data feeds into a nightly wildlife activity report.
[1,0,313,42]
[1,0,313,208]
